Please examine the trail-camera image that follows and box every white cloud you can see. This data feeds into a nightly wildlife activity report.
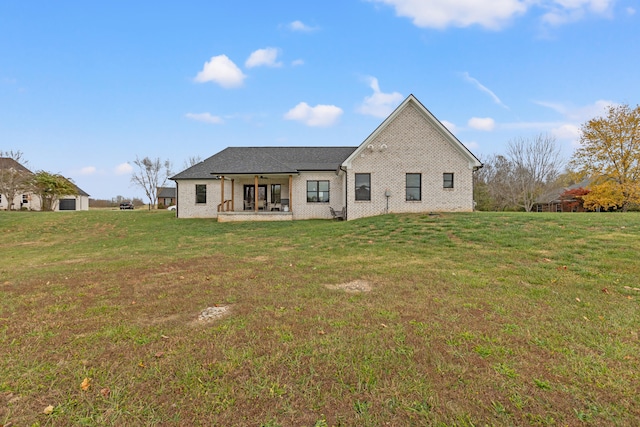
[194,55,246,88]
[357,77,404,118]
[284,102,343,127]
[500,99,617,147]
[185,112,224,124]
[368,0,527,30]
[78,166,97,175]
[627,7,636,15]
[462,72,509,109]
[468,117,496,131]
[500,121,567,131]
[441,120,457,133]
[551,123,581,142]
[534,99,616,122]
[288,20,318,32]
[368,0,615,29]
[115,163,133,176]
[291,59,305,67]
[541,0,615,25]
[463,140,480,150]
[245,47,282,68]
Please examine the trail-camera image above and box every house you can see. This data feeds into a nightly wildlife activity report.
[170,94,482,221]
[157,187,177,207]
[534,180,592,213]
[0,157,90,211]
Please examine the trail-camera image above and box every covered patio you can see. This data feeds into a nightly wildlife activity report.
[215,173,294,221]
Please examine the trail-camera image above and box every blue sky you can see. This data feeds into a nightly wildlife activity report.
[1,0,638,200]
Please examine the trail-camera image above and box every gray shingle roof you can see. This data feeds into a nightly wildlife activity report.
[157,187,176,198]
[170,147,357,180]
[1,158,90,196]
[72,183,90,197]
[0,157,33,174]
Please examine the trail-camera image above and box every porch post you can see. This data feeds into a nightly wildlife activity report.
[231,179,235,211]
[254,175,259,212]
[220,176,225,211]
[289,174,293,212]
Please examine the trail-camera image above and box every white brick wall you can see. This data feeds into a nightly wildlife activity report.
[291,171,344,220]
[345,103,475,220]
[175,180,221,218]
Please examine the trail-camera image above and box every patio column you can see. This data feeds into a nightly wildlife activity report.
[289,175,293,212]
[254,175,259,212]
[231,179,235,211]
[220,176,225,211]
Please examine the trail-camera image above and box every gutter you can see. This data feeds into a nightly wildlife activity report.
[340,165,348,221]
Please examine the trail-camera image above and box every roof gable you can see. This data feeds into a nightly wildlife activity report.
[342,94,482,169]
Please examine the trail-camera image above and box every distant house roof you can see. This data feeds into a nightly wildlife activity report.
[72,183,90,197]
[536,178,591,204]
[170,146,358,180]
[0,157,33,174]
[157,187,176,198]
[0,157,89,197]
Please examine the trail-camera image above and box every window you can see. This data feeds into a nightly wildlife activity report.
[307,180,329,203]
[406,173,421,201]
[22,195,28,204]
[195,184,207,204]
[271,184,281,203]
[443,173,454,189]
[355,173,371,201]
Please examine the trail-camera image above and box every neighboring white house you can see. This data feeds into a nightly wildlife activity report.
[170,94,483,221]
[0,158,90,211]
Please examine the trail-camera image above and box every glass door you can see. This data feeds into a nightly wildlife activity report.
[244,185,266,210]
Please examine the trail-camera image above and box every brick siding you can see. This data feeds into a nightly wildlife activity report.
[345,103,475,220]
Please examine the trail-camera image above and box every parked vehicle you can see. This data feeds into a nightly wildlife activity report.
[167,205,176,211]
[119,202,134,210]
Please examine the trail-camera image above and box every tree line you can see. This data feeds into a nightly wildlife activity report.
[474,103,640,212]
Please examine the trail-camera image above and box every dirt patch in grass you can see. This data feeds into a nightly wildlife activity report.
[325,279,373,293]
[195,305,231,323]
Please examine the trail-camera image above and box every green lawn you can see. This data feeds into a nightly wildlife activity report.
[1,210,639,426]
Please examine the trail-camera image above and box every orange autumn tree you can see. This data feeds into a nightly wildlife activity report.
[570,104,640,211]
[560,187,590,211]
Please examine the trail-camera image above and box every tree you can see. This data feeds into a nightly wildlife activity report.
[29,171,78,211]
[474,154,520,211]
[570,103,640,212]
[506,134,563,212]
[559,187,590,211]
[130,156,172,209]
[0,150,32,210]
[183,155,202,170]
[581,181,623,211]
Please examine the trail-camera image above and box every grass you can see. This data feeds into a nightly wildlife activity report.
[1,209,639,426]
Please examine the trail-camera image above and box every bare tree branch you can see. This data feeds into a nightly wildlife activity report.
[130,156,173,209]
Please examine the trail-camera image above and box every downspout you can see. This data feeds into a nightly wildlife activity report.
[472,163,483,212]
[175,181,179,218]
[340,166,348,221]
